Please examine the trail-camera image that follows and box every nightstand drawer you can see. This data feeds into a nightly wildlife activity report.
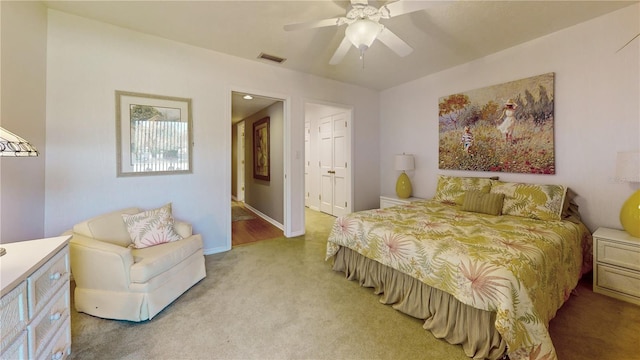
[380,195,423,209]
[596,239,640,272]
[380,198,401,209]
[595,263,640,299]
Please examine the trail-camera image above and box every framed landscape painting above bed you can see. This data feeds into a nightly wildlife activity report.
[438,72,555,174]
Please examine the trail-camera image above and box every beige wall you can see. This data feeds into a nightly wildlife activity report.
[5,3,634,246]
[243,102,284,224]
[0,1,47,243]
[380,4,640,231]
[43,10,380,253]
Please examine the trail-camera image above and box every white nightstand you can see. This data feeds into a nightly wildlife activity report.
[592,227,640,305]
[379,195,424,209]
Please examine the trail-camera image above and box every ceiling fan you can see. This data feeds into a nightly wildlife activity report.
[284,0,432,65]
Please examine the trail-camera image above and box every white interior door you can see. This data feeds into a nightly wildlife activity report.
[319,117,333,214]
[331,112,348,216]
[237,121,245,202]
[318,112,350,216]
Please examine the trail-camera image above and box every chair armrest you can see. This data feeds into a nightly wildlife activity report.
[69,232,134,291]
[174,220,193,238]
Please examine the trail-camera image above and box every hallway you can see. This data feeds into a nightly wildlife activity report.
[232,201,282,246]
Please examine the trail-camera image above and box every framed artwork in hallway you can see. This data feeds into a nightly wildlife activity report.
[253,116,270,181]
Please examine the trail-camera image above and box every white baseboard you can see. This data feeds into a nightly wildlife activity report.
[204,245,231,255]
[243,203,284,231]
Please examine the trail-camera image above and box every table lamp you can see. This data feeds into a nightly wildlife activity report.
[395,154,414,199]
[616,151,640,237]
[0,126,39,256]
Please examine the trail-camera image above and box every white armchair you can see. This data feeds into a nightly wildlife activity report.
[68,207,206,322]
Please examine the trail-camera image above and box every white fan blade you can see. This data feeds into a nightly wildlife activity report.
[350,0,369,5]
[382,0,433,18]
[329,36,353,65]
[377,28,413,57]
[284,17,342,31]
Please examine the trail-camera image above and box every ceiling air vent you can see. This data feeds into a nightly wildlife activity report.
[258,52,286,64]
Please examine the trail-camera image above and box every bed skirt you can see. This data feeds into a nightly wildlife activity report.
[332,246,507,360]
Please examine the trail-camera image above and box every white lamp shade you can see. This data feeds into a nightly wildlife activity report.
[395,154,414,171]
[615,151,640,182]
[0,127,39,157]
[345,19,382,51]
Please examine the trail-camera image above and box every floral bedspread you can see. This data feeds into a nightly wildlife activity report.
[325,200,592,360]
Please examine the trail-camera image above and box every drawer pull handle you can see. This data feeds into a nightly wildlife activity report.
[50,272,62,281]
[51,350,64,360]
[50,312,62,322]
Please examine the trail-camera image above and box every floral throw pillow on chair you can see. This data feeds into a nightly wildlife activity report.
[122,203,183,249]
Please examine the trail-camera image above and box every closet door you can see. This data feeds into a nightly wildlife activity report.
[319,112,349,216]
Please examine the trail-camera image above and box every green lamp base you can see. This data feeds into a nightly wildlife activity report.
[620,189,640,238]
[396,172,412,199]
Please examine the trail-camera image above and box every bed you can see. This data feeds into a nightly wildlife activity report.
[325,175,593,360]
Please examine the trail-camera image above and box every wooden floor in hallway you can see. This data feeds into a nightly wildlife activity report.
[231,202,283,247]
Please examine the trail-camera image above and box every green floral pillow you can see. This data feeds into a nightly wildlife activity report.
[489,180,567,221]
[433,175,493,205]
[462,190,505,216]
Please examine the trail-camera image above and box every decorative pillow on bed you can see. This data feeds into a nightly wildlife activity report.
[562,187,577,217]
[489,180,567,221]
[433,175,493,205]
[122,203,183,249]
[462,190,505,216]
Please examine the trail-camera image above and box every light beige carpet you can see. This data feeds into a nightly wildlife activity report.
[69,208,640,360]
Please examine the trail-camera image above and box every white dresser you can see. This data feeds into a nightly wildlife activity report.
[0,236,71,360]
[379,195,424,209]
[592,228,640,305]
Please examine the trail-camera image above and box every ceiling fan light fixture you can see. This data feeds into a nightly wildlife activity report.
[345,19,382,52]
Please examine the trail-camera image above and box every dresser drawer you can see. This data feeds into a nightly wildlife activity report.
[28,283,70,359]
[595,263,640,299]
[0,330,28,360]
[0,281,27,351]
[27,246,69,319]
[596,238,640,272]
[36,318,71,360]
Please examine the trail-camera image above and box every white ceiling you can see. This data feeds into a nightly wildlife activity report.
[231,92,279,124]
[42,0,637,118]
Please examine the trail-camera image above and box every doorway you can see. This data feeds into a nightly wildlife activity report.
[228,91,353,248]
[231,91,285,246]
